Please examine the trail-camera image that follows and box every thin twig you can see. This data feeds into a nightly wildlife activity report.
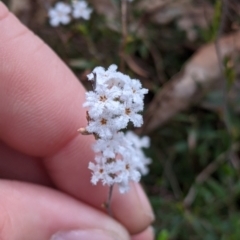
[120,0,128,71]
[164,154,182,199]
[184,151,225,208]
[156,148,182,199]
[183,144,239,208]
[149,43,166,83]
[106,184,114,217]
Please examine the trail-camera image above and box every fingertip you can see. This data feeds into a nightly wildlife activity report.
[0,2,9,21]
[112,183,155,234]
[132,226,155,240]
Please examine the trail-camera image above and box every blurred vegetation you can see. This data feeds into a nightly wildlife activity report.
[3,0,240,239]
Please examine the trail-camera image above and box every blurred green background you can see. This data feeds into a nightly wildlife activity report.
[3,0,240,239]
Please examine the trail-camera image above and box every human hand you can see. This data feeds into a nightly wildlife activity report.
[0,2,154,240]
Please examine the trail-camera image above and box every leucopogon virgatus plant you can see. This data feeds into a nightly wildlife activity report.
[79,64,151,214]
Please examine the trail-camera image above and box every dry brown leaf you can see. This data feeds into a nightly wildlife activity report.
[9,0,30,13]
[142,31,240,133]
[137,0,213,26]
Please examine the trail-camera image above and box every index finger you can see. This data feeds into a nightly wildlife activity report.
[0,2,154,234]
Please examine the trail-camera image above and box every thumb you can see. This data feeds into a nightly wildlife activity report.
[0,180,129,240]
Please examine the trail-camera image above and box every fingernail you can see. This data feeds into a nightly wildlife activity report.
[134,184,155,223]
[50,229,120,240]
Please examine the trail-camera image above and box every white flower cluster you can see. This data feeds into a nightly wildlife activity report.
[48,1,92,27]
[83,64,150,193]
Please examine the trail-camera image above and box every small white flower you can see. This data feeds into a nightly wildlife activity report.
[93,132,127,158]
[125,131,151,175]
[118,159,141,182]
[118,180,129,194]
[86,113,115,139]
[89,162,105,185]
[89,156,121,186]
[118,102,143,128]
[89,162,116,186]
[72,0,92,20]
[83,85,122,119]
[88,65,122,87]
[122,79,148,105]
[125,131,150,149]
[48,2,71,27]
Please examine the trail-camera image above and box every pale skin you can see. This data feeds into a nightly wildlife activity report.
[0,2,155,240]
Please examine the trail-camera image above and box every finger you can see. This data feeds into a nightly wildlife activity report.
[0,2,154,234]
[0,180,130,240]
[0,2,86,157]
[131,226,155,240]
[0,141,53,186]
